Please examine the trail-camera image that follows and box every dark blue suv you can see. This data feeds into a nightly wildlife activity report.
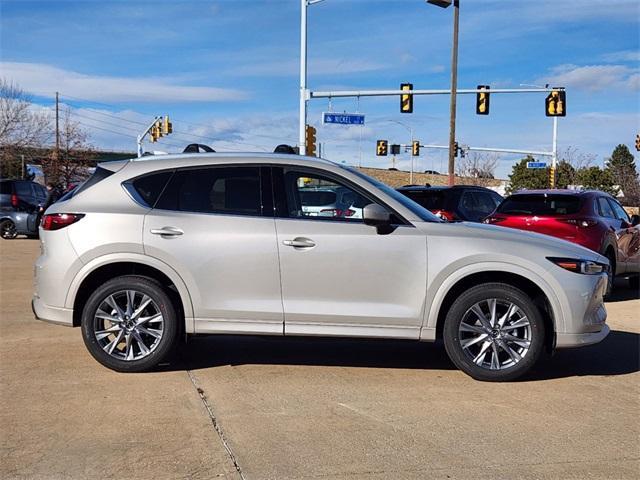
[0,179,47,239]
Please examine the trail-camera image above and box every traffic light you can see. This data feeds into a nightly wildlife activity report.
[162,115,173,135]
[546,89,566,117]
[305,124,317,156]
[454,141,459,157]
[390,144,401,155]
[150,122,162,142]
[400,83,413,113]
[476,85,490,115]
[548,165,556,188]
[412,140,420,156]
[635,134,640,152]
[376,140,388,156]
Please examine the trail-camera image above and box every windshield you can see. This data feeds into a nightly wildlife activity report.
[343,166,442,222]
[498,194,582,215]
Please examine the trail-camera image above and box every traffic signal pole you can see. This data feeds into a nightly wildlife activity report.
[137,116,162,158]
[299,0,308,156]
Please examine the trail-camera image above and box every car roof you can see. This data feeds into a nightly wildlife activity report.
[397,185,494,192]
[511,189,601,197]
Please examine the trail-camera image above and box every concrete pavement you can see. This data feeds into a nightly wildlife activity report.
[1,239,638,479]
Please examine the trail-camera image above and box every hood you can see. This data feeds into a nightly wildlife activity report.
[416,221,605,263]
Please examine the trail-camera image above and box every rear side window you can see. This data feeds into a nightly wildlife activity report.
[300,190,336,207]
[0,182,12,194]
[156,166,262,216]
[131,171,173,207]
[498,194,582,215]
[596,198,615,218]
[14,182,32,197]
[400,190,448,210]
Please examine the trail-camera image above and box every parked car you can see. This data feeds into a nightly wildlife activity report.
[0,179,47,239]
[485,190,640,292]
[34,154,609,381]
[397,185,503,222]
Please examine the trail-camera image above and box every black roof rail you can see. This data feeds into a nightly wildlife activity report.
[183,143,215,153]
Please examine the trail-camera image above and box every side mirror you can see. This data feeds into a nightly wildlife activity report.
[363,203,394,234]
[631,214,640,226]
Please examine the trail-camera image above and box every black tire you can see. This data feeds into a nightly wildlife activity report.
[443,283,546,382]
[81,275,178,372]
[0,219,18,239]
[604,251,616,299]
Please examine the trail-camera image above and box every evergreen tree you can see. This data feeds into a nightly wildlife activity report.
[606,144,639,203]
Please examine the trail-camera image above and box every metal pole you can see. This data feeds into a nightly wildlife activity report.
[552,116,558,170]
[447,0,459,186]
[410,126,414,184]
[21,154,25,179]
[137,135,143,158]
[299,0,308,155]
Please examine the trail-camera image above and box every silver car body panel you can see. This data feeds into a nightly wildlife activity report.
[33,153,609,349]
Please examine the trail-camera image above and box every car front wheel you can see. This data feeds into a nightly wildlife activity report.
[81,275,178,372]
[443,283,545,382]
[0,219,18,239]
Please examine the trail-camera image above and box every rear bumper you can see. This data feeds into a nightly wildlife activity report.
[32,296,73,326]
[556,324,610,348]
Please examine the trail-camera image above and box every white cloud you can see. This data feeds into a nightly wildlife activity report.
[601,50,640,63]
[231,58,387,77]
[536,64,640,92]
[1,62,248,103]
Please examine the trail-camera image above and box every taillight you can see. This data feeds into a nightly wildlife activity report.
[11,193,18,208]
[558,218,598,228]
[41,213,84,230]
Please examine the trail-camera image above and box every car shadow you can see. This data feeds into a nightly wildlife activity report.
[606,277,640,302]
[158,329,639,381]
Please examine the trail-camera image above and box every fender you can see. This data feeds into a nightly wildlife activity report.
[64,252,196,333]
[419,260,565,341]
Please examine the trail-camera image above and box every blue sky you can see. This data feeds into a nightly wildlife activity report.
[1,0,638,178]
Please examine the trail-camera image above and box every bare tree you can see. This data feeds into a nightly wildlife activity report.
[558,146,596,186]
[43,107,95,188]
[0,79,52,178]
[456,152,499,186]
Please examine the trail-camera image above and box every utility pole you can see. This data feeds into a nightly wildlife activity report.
[55,92,60,158]
[447,0,460,186]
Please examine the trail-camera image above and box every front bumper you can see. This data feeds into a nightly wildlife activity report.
[556,324,610,348]
[32,296,73,326]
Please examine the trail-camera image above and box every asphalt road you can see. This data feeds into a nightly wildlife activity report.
[1,239,638,479]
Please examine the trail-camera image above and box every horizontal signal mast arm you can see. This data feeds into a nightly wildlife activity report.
[309,88,559,98]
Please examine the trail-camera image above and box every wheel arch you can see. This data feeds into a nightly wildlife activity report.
[423,265,562,353]
[66,254,194,332]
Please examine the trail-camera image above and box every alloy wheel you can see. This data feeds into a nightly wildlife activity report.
[1,221,17,239]
[93,290,164,361]
[458,298,531,370]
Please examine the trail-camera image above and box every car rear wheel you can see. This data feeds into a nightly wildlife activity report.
[604,251,616,298]
[0,219,17,239]
[443,283,545,382]
[81,275,178,372]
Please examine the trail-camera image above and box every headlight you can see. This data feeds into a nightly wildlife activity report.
[547,257,609,275]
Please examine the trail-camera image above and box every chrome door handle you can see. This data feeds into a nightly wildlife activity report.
[283,237,316,248]
[150,227,184,236]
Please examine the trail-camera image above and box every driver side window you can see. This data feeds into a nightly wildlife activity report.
[281,170,372,222]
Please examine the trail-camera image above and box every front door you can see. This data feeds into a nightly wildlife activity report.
[273,167,427,339]
[143,165,283,334]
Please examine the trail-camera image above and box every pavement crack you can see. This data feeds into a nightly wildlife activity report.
[187,370,246,480]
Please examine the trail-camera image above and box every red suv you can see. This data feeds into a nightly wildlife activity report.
[486,190,640,291]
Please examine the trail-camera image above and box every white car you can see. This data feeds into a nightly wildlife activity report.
[33,153,609,381]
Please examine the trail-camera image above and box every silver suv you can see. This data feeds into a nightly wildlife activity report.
[33,154,610,381]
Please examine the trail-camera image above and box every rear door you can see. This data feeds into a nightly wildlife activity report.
[142,165,284,334]
[273,167,427,339]
[607,198,639,273]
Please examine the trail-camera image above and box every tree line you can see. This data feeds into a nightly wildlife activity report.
[0,79,95,189]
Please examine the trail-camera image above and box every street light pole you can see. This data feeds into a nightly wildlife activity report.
[447,0,460,186]
[299,0,308,156]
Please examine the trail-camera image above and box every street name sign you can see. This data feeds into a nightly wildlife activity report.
[527,161,547,169]
[322,112,365,125]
